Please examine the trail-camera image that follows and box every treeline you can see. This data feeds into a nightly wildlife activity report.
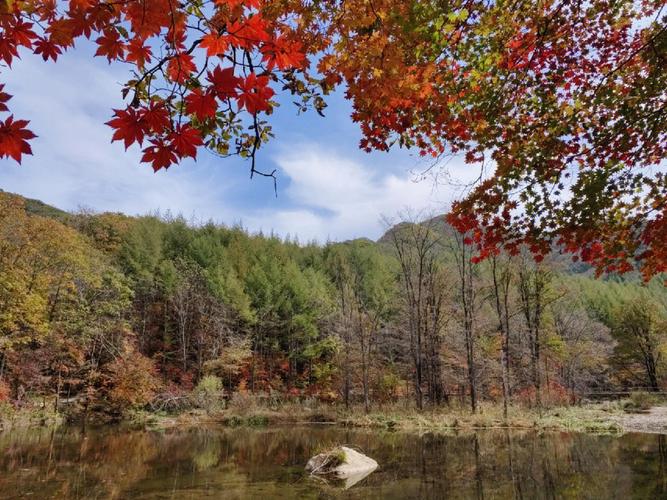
[0,192,665,417]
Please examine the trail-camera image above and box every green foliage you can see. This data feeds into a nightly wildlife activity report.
[193,375,225,412]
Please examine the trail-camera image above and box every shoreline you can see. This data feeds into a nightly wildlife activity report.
[3,402,666,435]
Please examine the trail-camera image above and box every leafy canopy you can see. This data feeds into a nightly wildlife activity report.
[0,0,665,277]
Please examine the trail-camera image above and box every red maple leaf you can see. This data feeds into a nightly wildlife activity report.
[227,15,269,49]
[200,32,229,57]
[168,124,203,159]
[33,37,62,62]
[185,90,218,120]
[0,37,20,67]
[0,116,37,163]
[220,0,261,8]
[105,108,148,149]
[237,72,274,114]
[95,29,125,62]
[69,0,93,9]
[141,102,171,133]
[167,52,196,83]
[207,66,240,99]
[11,20,37,49]
[262,36,305,70]
[0,85,11,112]
[141,139,178,172]
[126,38,152,69]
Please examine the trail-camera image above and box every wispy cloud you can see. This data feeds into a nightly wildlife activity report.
[241,144,461,241]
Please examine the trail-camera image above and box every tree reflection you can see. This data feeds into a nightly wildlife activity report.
[0,427,665,499]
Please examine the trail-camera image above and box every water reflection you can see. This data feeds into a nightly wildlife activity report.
[0,426,665,499]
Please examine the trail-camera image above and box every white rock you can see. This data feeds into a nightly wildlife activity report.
[336,446,378,489]
[306,446,378,489]
[335,446,378,478]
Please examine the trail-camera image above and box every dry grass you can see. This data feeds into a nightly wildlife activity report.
[0,393,633,436]
[337,400,626,434]
[0,400,63,431]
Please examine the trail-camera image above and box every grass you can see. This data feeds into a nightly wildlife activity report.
[623,391,662,412]
[0,393,642,435]
[0,400,63,431]
[334,400,626,434]
[132,397,630,435]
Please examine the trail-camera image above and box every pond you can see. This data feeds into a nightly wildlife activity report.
[1,425,666,499]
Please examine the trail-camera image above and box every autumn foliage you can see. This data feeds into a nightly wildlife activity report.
[0,193,666,419]
[0,0,666,277]
[0,0,320,172]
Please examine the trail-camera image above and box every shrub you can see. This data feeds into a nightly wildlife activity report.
[625,391,658,411]
[227,392,260,414]
[107,350,161,412]
[151,384,193,413]
[246,414,268,426]
[0,379,10,402]
[192,375,224,412]
[514,381,571,408]
[377,372,402,403]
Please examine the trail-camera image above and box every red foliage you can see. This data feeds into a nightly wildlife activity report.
[0,0,664,276]
[515,381,572,408]
[0,0,309,170]
[0,116,36,163]
[0,380,10,402]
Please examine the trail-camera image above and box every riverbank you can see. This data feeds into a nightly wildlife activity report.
[126,400,667,435]
[3,398,666,435]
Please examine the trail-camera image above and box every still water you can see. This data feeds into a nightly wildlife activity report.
[0,425,666,499]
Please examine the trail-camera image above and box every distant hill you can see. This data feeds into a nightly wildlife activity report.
[0,189,70,222]
[376,213,598,277]
[0,190,635,279]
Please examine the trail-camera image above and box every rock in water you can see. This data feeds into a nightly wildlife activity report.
[306,446,378,489]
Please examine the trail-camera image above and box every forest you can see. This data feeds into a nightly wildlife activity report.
[1,190,665,421]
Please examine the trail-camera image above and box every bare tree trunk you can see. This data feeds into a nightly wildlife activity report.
[454,234,478,414]
[519,264,551,412]
[491,255,512,420]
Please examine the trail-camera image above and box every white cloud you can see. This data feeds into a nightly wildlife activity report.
[242,144,463,241]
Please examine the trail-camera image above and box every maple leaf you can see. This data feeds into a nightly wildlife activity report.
[125,0,171,39]
[207,66,240,99]
[0,36,20,66]
[168,124,203,159]
[262,37,306,70]
[69,0,93,10]
[105,108,148,149]
[141,139,178,172]
[200,32,229,57]
[166,28,187,49]
[221,0,261,8]
[237,72,275,114]
[11,20,37,49]
[33,37,62,62]
[0,85,11,112]
[185,90,218,120]
[141,103,171,133]
[227,15,269,49]
[167,52,196,83]
[0,116,37,163]
[126,38,152,70]
[95,29,125,62]
[62,9,93,39]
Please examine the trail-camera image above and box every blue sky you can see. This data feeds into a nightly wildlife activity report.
[0,41,478,242]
